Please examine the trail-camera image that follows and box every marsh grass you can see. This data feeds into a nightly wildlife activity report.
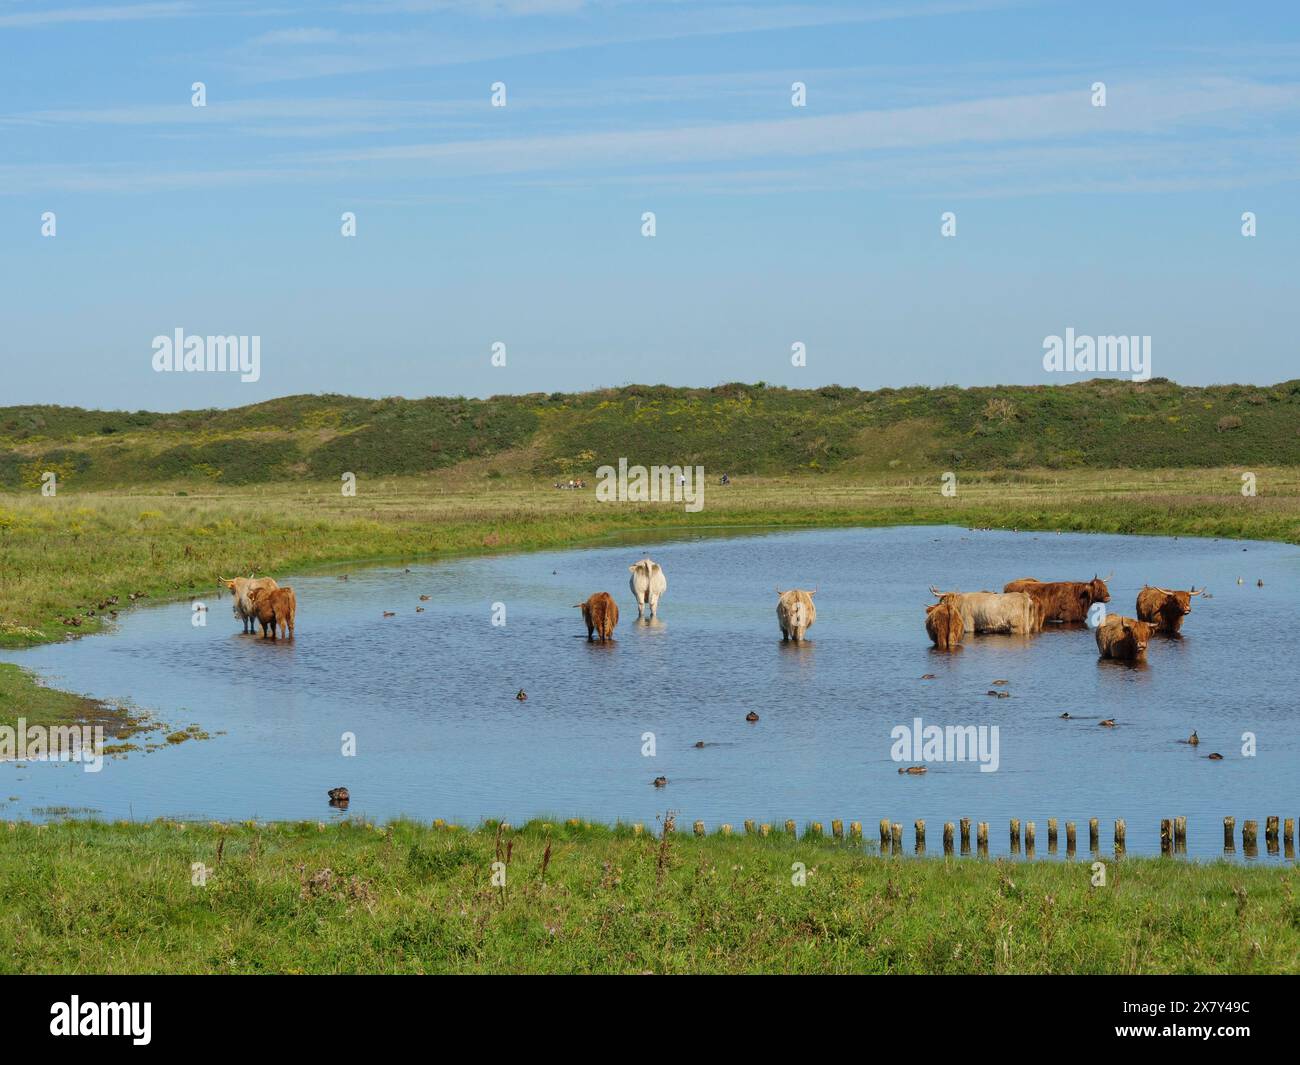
[1,818,1296,974]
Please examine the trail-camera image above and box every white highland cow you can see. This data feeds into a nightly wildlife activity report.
[628,558,667,619]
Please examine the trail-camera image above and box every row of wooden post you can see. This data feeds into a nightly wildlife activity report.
[1223,816,1295,858]
[674,815,1297,857]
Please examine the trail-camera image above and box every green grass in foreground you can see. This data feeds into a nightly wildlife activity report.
[1,819,1296,974]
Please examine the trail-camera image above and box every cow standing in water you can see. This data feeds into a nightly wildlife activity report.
[628,558,667,619]
[221,575,279,633]
[1136,585,1205,634]
[776,588,817,642]
[248,585,297,640]
[1004,575,1110,624]
[1095,615,1153,660]
[925,595,965,649]
[575,592,619,642]
[928,587,1040,635]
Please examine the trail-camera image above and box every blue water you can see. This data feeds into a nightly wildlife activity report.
[3,525,1297,860]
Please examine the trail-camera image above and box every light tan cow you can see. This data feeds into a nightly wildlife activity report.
[220,575,279,634]
[776,588,817,642]
[628,558,667,619]
[928,587,1039,635]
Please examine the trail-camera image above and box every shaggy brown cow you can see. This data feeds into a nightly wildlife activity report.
[1136,585,1206,634]
[1095,614,1153,661]
[248,585,297,640]
[1004,575,1110,624]
[924,595,965,649]
[574,591,619,642]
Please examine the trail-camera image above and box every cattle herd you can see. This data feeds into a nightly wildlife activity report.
[926,576,1207,661]
[218,560,1204,663]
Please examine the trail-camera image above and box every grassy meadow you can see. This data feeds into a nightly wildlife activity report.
[2,818,1297,974]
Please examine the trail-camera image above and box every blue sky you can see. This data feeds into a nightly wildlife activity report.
[2,0,1298,411]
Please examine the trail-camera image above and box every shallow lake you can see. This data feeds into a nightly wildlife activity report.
[3,525,1297,860]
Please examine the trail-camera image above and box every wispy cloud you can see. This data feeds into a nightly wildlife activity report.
[8,77,1299,198]
[226,0,1013,83]
[0,2,196,28]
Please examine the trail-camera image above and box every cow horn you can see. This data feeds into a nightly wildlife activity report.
[1102,571,1114,582]
[928,585,944,598]
[1191,586,1208,596]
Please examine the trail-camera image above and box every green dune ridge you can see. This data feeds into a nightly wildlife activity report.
[3,378,1298,489]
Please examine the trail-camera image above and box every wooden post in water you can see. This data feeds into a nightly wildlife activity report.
[1243,819,1258,857]
[849,820,862,841]
[1174,815,1187,852]
[943,822,954,855]
[744,819,756,835]
[720,824,733,836]
[1089,817,1099,853]
[960,817,971,855]
[1047,818,1058,854]
[1025,821,1036,857]
[977,822,988,857]
[1066,821,1077,858]
[831,819,844,840]
[1009,818,1021,854]
[807,821,823,839]
[1114,819,1126,855]
[1266,816,1279,854]
[891,822,902,853]
[1224,816,1236,854]
[633,823,644,836]
[1160,819,1172,855]
[693,820,705,837]
[1285,818,1295,860]
[879,819,891,853]
[785,819,797,836]
[914,819,926,854]
[760,823,772,837]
